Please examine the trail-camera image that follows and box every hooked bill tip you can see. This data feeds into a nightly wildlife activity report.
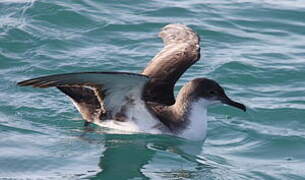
[221,97,246,112]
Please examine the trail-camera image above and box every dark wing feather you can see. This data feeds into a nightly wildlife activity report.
[57,86,105,121]
[142,24,200,105]
[18,72,149,123]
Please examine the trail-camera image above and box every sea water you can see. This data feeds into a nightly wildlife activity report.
[1,0,305,179]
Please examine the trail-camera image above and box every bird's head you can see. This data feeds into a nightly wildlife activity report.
[190,78,246,111]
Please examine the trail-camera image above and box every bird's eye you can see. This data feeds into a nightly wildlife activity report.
[209,91,216,95]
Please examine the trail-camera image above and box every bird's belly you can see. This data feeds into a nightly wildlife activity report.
[94,102,166,134]
[94,120,163,134]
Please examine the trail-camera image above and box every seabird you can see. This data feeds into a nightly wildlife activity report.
[17,24,246,141]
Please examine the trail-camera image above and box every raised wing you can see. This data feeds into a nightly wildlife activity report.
[142,24,200,105]
[18,72,149,123]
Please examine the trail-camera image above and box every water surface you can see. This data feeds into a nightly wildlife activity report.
[1,0,305,179]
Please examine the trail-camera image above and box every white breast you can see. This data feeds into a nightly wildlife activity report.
[178,99,210,141]
[94,99,164,134]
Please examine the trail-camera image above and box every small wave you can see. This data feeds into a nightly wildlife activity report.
[0,0,35,3]
[260,0,305,9]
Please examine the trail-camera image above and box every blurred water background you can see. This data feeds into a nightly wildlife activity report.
[1,0,305,179]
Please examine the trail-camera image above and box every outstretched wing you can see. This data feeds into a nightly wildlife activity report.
[142,24,200,105]
[18,72,149,123]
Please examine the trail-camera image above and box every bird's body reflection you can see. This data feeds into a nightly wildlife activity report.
[78,127,214,179]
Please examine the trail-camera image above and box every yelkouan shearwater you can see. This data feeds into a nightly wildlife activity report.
[18,24,246,141]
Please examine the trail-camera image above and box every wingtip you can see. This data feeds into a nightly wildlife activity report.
[17,79,31,86]
[16,81,23,86]
[16,78,47,88]
[159,24,200,46]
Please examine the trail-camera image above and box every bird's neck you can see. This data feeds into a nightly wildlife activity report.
[171,82,195,117]
[173,99,209,141]
[168,84,209,141]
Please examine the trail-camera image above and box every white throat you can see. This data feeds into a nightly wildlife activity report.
[179,99,214,141]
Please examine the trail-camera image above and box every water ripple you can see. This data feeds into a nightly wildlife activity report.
[1,0,305,179]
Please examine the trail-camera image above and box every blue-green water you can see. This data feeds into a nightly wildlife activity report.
[1,0,305,179]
